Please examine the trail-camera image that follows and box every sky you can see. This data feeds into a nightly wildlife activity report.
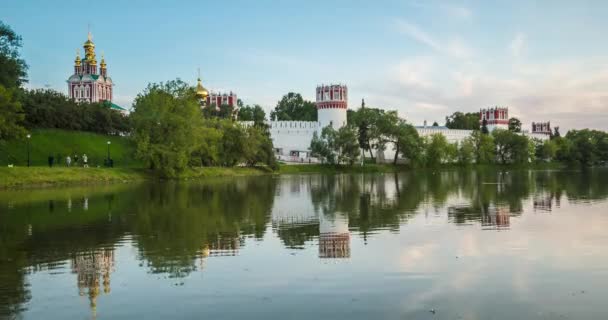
[2,0,608,131]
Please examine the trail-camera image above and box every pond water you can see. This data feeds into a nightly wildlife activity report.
[1,169,608,319]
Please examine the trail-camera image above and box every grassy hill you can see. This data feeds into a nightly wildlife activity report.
[0,129,141,167]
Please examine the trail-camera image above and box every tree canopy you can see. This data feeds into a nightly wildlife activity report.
[445,111,480,130]
[0,21,28,88]
[270,92,316,121]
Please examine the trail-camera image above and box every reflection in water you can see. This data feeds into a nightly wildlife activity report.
[1,169,608,319]
[71,248,114,318]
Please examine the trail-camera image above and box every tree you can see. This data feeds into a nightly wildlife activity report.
[481,119,489,134]
[242,124,277,169]
[311,126,338,164]
[310,131,331,164]
[270,92,316,121]
[130,79,203,177]
[396,123,423,166]
[350,106,386,161]
[192,119,222,166]
[469,130,495,164]
[508,117,522,132]
[552,126,561,139]
[0,21,28,88]
[432,121,439,127]
[425,133,450,166]
[0,85,26,141]
[563,129,608,165]
[335,125,360,165]
[218,120,246,166]
[19,89,130,135]
[238,104,266,124]
[537,139,557,161]
[445,111,480,130]
[493,129,529,164]
[457,139,475,165]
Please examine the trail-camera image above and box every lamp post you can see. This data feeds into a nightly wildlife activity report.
[107,141,111,166]
[26,134,31,167]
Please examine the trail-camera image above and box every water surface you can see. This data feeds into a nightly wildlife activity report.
[1,169,608,319]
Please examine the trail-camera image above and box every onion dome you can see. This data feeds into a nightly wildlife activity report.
[196,77,209,99]
[100,53,106,69]
[84,31,95,49]
[83,31,97,65]
[75,49,81,66]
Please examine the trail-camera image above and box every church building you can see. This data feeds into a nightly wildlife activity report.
[67,32,127,114]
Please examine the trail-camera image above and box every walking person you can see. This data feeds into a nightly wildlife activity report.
[66,155,71,167]
[48,154,54,167]
[82,154,88,168]
[74,153,79,166]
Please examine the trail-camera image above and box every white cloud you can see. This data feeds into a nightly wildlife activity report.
[394,19,474,59]
[395,56,435,88]
[509,33,527,58]
[408,2,473,20]
[395,20,441,51]
[365,55,608,130]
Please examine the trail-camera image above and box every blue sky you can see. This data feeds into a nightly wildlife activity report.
[2,0,608,130]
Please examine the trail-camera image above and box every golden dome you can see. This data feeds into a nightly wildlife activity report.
[75,49,81,66]
[84,31,95,48]
[196,77,209,99]
[100,53,106,69]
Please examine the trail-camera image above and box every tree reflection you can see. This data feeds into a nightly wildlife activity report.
[2,169,608,318]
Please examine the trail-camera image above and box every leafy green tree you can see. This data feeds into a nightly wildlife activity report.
[493,129,529,164]
[270,92,316,121]
[0,85,26,141]
[242,124,278,169]
[554,136,571,162]
[564,129,606,165]
[396,123,423,165]
[19,89,130,135]
[552,126,561,139]
[218,120,246,166]
[481,119,489,134]
[310,131,331,164]
[445,111,480,130]
[192,120,222,166]
[320,126,338,164]
[130,79,203,177]
[426,133,450,166]
[535,139,556,161]
[238,104,266,124]
[469,130,495,164]
[432,121,439,127]
[335,125,360,165]
[351,106,387,161]
[0,21,28,88]
[508,117,522,132]
[457,138,475,165]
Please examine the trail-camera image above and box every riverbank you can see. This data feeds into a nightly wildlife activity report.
[0,164,403,188]
[1,162,569,189]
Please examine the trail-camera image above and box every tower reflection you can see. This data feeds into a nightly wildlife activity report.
[71,248,115,318]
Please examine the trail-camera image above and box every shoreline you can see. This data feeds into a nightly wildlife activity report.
[0,163,567,189]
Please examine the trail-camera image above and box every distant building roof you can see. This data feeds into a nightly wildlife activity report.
[102,100,126,111]
[415,125,449,130]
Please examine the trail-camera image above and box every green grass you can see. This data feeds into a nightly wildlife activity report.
[0,166,274,188]
[0,167,149,188]
[0,128,141,167]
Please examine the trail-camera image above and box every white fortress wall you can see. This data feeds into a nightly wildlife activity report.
[523,132,550,141]
[415,127,473,144]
